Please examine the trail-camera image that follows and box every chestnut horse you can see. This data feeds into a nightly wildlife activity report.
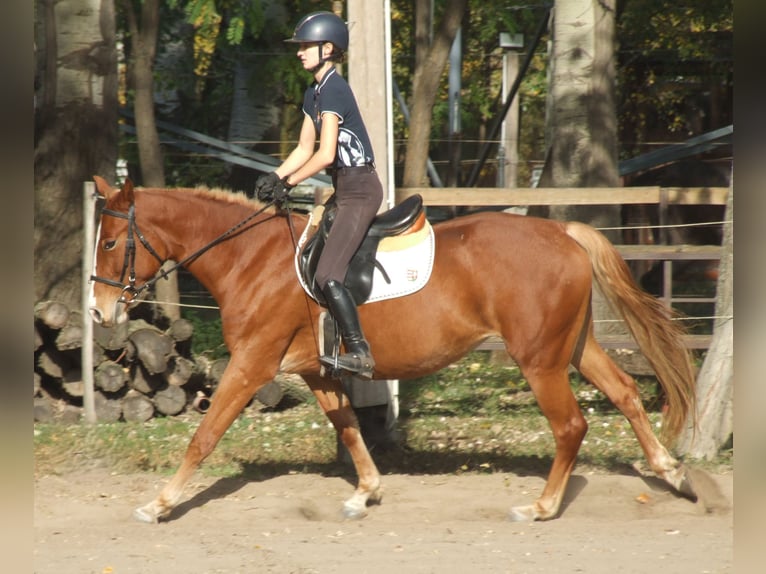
[89,177,698,523]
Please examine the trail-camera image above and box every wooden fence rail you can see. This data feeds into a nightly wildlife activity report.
[394,186,728,207]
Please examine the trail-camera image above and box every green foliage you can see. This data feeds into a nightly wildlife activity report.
[118,0,731,189]
[390,0,551,185]
[182,309,229,359]
[225,16,245,44]
[616,0,733,155]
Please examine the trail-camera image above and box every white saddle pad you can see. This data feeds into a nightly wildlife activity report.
[294,209,435,305]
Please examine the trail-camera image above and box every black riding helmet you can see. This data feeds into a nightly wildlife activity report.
[284,11,349,52]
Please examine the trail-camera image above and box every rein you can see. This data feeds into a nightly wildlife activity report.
[91,198,279,305]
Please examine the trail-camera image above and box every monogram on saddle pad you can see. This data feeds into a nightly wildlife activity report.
[296,193,435,305]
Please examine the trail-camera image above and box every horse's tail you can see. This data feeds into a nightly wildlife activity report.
[565,221,696,445]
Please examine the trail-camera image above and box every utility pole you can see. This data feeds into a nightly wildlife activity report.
[498,32,523,188]
[343,0,399,452]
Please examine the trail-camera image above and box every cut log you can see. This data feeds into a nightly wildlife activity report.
[34,394,54,422]
[61,367,84,398]
[95,360,128,393]
[167,317,194,342]
[276,373,312,407]
[94,390,123,422]
[57,404,83,424]
[36,347,72,379]
[256,373,312,409]
[122,390,154,422]
[166,318,194,356]
[56,311,83,351]
[256,381,284,408]
[129,363,165,394]
[93,321,129,352]
[153,384,187,416]
[35,324,43,351]
[128,328,174,374]
[164,355,195,387]
[180,356,212,394]
[208,357,229,389]
[34,300,70,330]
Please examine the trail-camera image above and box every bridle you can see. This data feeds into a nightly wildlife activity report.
[90,204,167,305]
[90,197,281,307]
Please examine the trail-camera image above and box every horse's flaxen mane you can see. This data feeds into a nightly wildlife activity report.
[137,185,274,211]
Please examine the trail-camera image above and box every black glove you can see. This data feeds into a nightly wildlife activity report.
[255,172,280,202]
[272,178,295,207]
[255,172,294,206]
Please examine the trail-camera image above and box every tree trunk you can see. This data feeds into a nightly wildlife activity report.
[677,176,733,459]
[537,0,623,340]
[402,0,467,188]
[542,0,620,220]
[34,0,119,308]
[121,0,180,320]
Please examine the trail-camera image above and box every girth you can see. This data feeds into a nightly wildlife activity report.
[299,194,425,305]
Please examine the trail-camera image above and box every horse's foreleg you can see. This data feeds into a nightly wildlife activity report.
[133,362,269,523]
[574,336,695,499]
[511,367,588,522]
[302,375,382,518]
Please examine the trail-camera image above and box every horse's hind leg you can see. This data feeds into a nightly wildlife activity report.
[510,367,588,521]
[302,375,382,518]
[574,335,694,498]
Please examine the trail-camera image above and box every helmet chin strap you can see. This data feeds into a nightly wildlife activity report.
[308,42,331,74]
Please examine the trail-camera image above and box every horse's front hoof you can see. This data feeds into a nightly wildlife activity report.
[342,492,373,520]
[133,503,160,524]
[342,500,367,520]
[508,504,538,522]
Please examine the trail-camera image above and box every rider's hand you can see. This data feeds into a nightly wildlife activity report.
[256,172,294,206]
[255,172,281,202]
[272,179,292,205]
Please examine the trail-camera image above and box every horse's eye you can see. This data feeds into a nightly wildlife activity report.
[104,239,117,251]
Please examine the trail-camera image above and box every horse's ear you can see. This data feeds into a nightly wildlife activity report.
[121,178,135,204]
[93,175,117,200]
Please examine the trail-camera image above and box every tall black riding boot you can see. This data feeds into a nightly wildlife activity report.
[319,280,376,378]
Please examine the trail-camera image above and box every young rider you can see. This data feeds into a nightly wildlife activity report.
[255,11,383,378]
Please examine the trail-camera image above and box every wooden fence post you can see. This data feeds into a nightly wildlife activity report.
[81,182,96,423]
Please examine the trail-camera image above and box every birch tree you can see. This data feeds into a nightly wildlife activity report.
[677,176,733,459]
[35,0,119,307]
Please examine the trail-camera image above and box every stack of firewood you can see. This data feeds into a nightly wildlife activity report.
[33,300,313,424]
[34,300,225,423]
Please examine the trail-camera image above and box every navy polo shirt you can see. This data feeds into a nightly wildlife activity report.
[302,67,375,168]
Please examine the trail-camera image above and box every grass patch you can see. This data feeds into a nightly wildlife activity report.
[34,352,732,479]
[34,402,339,478]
